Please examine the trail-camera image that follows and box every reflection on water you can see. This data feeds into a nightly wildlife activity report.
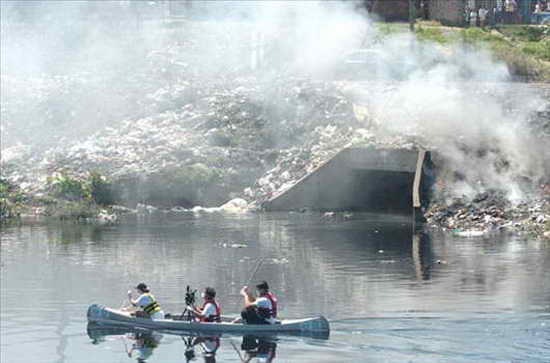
[182,335,220,363]
[87,323,277,363]
[2,213,550,362]
[126,331,162,362]
[238,335,277,363]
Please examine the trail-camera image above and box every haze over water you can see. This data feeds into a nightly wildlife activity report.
[1,213,549,362]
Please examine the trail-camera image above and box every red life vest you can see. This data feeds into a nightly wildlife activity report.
[257,292,278,319]
[200,300,221,323]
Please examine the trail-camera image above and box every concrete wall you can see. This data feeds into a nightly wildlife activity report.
[429,0,466,26]
[369,0,411,21]
[263,147,432,215]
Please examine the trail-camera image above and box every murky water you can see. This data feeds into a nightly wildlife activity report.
[1,213,549,362]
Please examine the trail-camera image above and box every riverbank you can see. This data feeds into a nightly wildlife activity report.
[2,77,549,238]
[378,21,550,82]
[1,20,549,239]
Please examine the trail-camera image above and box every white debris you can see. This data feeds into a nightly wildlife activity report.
[219,198,249,213]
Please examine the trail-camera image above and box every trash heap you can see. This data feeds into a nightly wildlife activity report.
[2,22,549,239]
[2,75,388,209]
[425,188,549,237]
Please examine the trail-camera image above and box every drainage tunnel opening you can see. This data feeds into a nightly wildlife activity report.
[350,169,414,214]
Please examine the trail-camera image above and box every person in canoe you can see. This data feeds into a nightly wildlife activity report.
[186,287,222,323]
[239,281,278,325]
[127,282,165,320]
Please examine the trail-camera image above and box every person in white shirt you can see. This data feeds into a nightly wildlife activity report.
[128,282,165,320]
[478,7,489,27]
[504,0,517,23]
[495,0,504,23]
[239,281,278,325]
[187,287,222,322]
[470,9,478,27]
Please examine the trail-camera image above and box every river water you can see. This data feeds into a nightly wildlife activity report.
[1,213,549,362]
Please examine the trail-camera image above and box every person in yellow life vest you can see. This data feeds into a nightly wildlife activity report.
[128,282,165,320]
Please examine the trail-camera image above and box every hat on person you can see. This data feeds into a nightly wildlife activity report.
[136,282,150,293]
[256,281,269,290]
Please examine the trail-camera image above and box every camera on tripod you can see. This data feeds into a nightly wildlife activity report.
[165,285,197,321]
[185,285,197,307]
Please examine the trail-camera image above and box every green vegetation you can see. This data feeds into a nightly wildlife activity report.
[444,25,549,81]
[498,25,548,42]
[48,172,117,205]
[460,26,550,80]
[0,178,26,221]
[521,40,550,62]
[375,22,407,36]
[374,21,550,81]
[49,173,91,201]
[89,172,117,206]
[142,164,224,207]
[460,27,505,43]
[415,26,449,44]
[22,171,118,220]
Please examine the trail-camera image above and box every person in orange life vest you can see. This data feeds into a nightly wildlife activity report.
[239,281,278,325]
[187,287,222,322]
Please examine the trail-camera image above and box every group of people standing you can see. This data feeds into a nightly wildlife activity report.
[534,0,550,13]
[467,5,490,28]
[127,280,278,325]
[465,0,548,27]
[533,0,550,23]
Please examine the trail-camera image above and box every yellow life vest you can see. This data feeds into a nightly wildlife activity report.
[142,293,161,315]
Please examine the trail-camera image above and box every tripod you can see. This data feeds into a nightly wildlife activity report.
[178,285,197,321]
[180,306,195,322]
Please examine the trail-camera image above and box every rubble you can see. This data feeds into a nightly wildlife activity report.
[426,187,550,238]
[2,74,376,210]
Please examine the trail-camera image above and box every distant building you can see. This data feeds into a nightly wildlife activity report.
[366,0,411,21]
[428,0,465,25]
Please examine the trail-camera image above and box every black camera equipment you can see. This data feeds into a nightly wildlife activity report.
[185,285,197,307]
[180,285,197,321]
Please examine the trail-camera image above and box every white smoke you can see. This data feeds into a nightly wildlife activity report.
[1,0,548,203]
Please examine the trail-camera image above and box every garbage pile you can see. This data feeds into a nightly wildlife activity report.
[1,74,380,208]
[426,187,550,237]
[2,22,549,240]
